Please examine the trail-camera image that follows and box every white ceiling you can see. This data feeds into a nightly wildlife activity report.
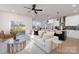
[0,4,79,21]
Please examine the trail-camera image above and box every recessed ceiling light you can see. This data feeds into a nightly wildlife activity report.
[73,10,77,13]
[72,4,76,7]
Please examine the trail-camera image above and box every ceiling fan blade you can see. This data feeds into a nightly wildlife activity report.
[35,9,43,11]
[34,10,37,14]
[24,6,31,10]
[27,10,31,13]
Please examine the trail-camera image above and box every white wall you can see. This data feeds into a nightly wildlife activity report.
[66,14,79,39]
[0,11,32,34]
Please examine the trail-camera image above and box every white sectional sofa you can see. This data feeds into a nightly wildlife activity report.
[30,30,58,53]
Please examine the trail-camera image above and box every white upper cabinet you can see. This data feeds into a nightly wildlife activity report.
[66,15,79,26]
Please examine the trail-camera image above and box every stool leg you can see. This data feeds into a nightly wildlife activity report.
[59,44,62,53]
[59,44,63,53]
[61,43,63,53]
[56,44,59,53]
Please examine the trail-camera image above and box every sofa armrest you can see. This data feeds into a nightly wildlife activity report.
[43,37,58,53]
[43,39,52,53]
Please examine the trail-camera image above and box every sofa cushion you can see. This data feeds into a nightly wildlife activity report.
[46,31,54,38]
[42,31,54,40]
[42,33,51,40]
[38,30,45,38]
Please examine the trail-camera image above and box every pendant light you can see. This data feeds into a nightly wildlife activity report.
[56,11,60,21]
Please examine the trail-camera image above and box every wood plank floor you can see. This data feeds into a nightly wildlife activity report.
[57,37,79,54]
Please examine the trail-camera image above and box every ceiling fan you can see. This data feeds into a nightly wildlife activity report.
[24,4,43,14]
